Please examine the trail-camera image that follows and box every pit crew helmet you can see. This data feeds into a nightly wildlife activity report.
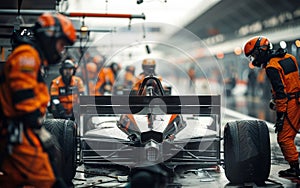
[86,62,98,79]
[60,59,76,84]
[33,12,76,65]
[110,62,121,75]
[142,58,156,75]
[86,62,97,73]
[243,36,271,68]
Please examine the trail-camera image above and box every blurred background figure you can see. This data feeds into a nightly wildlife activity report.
[187,66,196,88]
[132,58,160,95]
[49,59,85,120]
[256,69,271,99]
[85,62,99,95]
[95,62,121,95]
[224,71,237,97]
[140,58,157,77]
[92,54,105,72]
[131,58,172,96]
[245,68,257,98]
[133,58,158,89]
[123,65,137,90]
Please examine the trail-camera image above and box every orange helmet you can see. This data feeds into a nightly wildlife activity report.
[34,12,76,64]
[243,36,271,67]
[86,62,98,79]
[142,58,156,75]
[142,58,156,66]
[93,55,104,65]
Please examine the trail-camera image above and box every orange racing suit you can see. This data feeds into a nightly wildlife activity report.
[95,67,116,95]
[265,53,300,164]
[188,67,196,87]
[50,75,85,119]
[124,70,137,90]
[132,73,164,95]
[0,44,55,187]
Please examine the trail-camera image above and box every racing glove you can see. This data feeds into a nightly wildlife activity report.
[274,112,285,133]
[51,99,67,119]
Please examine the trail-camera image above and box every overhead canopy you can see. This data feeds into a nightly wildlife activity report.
[0,0,299,52]
[183,0,300,46]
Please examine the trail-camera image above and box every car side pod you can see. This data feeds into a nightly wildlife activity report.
[224,120,271,185]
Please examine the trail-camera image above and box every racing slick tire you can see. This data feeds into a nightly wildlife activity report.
[224,120,270,185]
[43,119,77,186]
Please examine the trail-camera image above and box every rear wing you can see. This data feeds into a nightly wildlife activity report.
[79,95,222,166]
[79,95,221,133]
[80,95,220,115]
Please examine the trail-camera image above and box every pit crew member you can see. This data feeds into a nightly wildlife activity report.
[243,36,300,178]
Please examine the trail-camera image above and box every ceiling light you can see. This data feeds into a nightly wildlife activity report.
[80,25,89,39]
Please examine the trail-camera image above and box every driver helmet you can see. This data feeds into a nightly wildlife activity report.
[33,12,76,65]
[243,36,271,68]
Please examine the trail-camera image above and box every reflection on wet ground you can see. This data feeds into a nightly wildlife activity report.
[224,94,300,188]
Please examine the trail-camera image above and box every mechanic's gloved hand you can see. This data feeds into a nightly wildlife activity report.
[274,112,285,133]
[54,105,67,119]
[269,99,276,111]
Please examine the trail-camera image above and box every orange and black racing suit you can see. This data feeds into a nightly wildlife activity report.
[132,73,147,92]
[50,75,85,120]
[95,67,116,95]
[265,53,300,164]
[124,70,137,90]
[132,73,163,95]
[0,44,55,187]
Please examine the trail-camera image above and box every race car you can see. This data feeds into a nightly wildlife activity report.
[43,75,271,186]
[79,75,221,168]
